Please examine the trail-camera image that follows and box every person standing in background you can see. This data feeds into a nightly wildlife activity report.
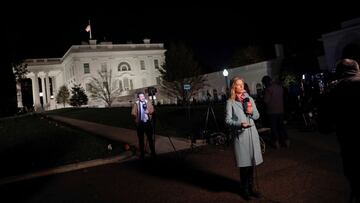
[262,75,289,148]
[321,59,360,202]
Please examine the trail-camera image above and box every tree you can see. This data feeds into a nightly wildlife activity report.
[230,45,269,67]
[69,84,88,107]
[88,68,120,107]
[159,41,207,104]
[12,61,28,82]
[56,85,70,107]
[12,61,29,109]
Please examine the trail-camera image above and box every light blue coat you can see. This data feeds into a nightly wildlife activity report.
[225,94,263,167]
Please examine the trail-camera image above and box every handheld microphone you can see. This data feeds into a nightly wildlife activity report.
[143,103,147,110]
[242,98,252,115]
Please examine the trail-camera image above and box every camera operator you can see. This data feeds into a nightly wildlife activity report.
[320,59,360,202]
[131,92,156,159]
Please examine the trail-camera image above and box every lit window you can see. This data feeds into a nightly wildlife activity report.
[101,63,107,72]
[140,60,145,70]
[84,63,90,74]
[142,78,147,87]
[156,77,161,85]
[154,59,160,69]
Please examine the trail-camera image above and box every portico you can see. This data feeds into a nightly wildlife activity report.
[26,67,62,111]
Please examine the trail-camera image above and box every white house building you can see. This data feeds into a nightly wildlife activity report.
[319,18,360,71]
[18,39,284,110]
[192,44,283,102]
[195,59,281,102]
[21,39,165,111]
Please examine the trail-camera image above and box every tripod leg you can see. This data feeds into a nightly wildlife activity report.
[167,135,179,157]
[205,106,210,131]
[210,106,219,131]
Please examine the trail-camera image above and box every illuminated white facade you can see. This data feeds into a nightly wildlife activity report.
[319,18,360,70]
[22,39,165,110]
[193,60,280,102]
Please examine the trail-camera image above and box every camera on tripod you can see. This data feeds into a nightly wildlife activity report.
[147,87,157,96]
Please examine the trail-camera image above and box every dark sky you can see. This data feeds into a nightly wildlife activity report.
[5,5,360,71]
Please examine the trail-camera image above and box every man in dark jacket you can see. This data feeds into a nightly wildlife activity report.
[326,58,360,202]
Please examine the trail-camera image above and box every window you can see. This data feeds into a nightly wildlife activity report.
[123,77,129,90]
[86,83,91,91]
[72,65,75,76]
[119,80,123,91]
[156,76,161,85]
[84,63,90,74]
[130,79,133,90]
[140,60,145,70]
[154,59,160,69]
[123,77,133,90]
[118,62,131,71]
[142,78,147,87]
[101,63,107,72]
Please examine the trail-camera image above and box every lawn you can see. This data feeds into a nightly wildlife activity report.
[0,113,127,179]
[47,103,229,139]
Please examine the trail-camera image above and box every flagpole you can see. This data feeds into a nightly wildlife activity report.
[88,20,92,39]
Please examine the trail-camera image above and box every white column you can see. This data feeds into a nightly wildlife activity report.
[31,72,41,111]
[52,76,56,95]
[45,72,51,108]
[16,81,23,108]
[41,74,47,105]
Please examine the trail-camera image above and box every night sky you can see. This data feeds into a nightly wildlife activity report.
[4,5,360,72]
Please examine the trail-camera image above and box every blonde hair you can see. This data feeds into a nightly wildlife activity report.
[229,76,245,100]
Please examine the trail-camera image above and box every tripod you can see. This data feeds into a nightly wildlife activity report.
[202,101,229,146]
[145,101,179,158]
[204,101,219,133]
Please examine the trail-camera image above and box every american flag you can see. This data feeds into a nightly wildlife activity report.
[85,24,91,32]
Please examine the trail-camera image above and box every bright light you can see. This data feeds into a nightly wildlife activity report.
[50,95,54,99]
[39,92,43,97]
[152,95,156,100]
[302,74,305,80]
[223,69,228,77]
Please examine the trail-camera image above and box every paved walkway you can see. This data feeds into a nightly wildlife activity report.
[48,115,198,155]
[0,126,350,202]
[0,115,351,202]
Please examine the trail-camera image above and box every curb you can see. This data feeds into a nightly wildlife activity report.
[0,151,135,185]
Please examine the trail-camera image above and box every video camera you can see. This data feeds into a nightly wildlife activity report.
[147,87,157,96]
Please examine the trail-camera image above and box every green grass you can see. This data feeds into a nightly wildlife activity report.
[47,104,228,139]
[0,114,127,178]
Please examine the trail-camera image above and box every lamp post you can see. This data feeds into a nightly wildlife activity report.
[223,69,229,96]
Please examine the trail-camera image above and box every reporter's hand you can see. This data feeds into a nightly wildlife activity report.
[241,122,252,128]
